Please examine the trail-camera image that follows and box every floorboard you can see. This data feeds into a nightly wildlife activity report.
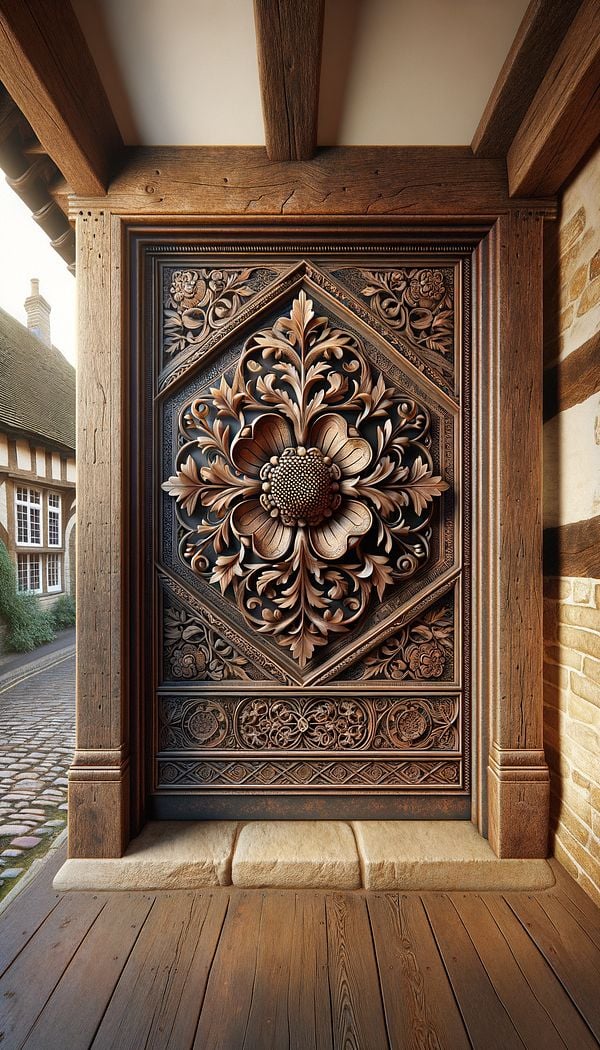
[0,861,599,1050]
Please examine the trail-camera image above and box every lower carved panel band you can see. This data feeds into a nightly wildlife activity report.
[157,757,463,791]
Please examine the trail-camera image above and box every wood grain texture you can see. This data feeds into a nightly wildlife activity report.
[485,894,599,1050]
[543,514,600,579]
[472,0,584,157]
[325,894,389,1050]
[22,894,153,1050]
[487,209,549,857]
[422,893,524,1049]
[0,0,122,194]
[0,892,107,1048]
[507,0,600,196]
[507,892,600,1041]
[254,0,324,161]
[56,146,557,218]
[543,328,600,421]
[69,209,128,858]
[0,843,65,979]
[93,892,228,1050]
[289,895,332,1050]
[368,893,470,1050]
[451,893,565,1049]
[192,892,263,1049]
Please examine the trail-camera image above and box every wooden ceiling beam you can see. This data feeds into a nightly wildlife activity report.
[507,0,600,196]
[472,0,584,159]
[0,0,122,195]
[54,145,557,219]
[254,0,324,161]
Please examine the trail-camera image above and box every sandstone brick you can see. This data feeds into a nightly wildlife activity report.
[590,249,600,282]
[551,775,591,825]
[550,731,599,783]
[573,580,593,605]
[552,837,579,880]
[568,264,588,303]
[543,661,569,689]
[545,645,582,671]
[583,656,600,684]
[577,276,600,316]
[543,599,559,640]
[574,869,600,909]
[543,682,567,713]
[559,206,586,255]
[567,693,599,725]
[543,703,560,731]
[553,800,590,847]
[559,304,574,333]
[558,625,600,660]
[543,578,571,600]
[553,824,600,888]
[594,584,600,610]
[561,604,600,631]
[573,769,594,792]
[565,718,600,757]
[570,671,600,709]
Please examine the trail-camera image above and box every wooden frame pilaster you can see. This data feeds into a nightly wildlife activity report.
[66,149,554,859]
[68,209,129,858]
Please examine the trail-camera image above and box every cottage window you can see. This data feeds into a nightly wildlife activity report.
[16,487,42,545]
[48,492,61,547]
[47,552,61,592]
[17,553,42,593]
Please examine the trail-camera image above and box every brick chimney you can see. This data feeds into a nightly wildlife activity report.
[24,278,51,346]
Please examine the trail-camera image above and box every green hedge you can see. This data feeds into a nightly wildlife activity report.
[0,540,55,652]
[51,593,76,630]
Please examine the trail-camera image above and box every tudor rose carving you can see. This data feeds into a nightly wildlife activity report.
[163,291,448,667]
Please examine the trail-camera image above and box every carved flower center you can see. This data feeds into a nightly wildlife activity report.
[260,446,341,526]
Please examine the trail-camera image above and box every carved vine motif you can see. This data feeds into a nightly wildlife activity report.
[157,756,462,789]
[164,267,269,356]
[164,604,250,681]
[356,268,454,373]
[158,695,459,753]
[162,291,449,667]
[361,599,453,681]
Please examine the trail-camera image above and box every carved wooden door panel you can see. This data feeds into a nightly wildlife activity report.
[136,235,468,818]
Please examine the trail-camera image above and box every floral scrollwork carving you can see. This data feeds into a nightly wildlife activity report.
[361,600,453,680]
[164,268,261,356]
[164,605,250,681]
[162,291,449,667]
[359,268,454,369]
[236,697,371,750]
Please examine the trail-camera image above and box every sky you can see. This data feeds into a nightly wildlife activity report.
[0,174,76,365]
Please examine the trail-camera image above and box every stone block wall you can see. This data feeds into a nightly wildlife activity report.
[543,139,600,905]
[543,577,600,905]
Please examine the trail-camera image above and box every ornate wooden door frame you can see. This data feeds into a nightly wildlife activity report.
[68,209,551,860]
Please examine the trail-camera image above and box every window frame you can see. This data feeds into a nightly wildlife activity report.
[48,492,62,548]
[17,552,43,594]
[46,552,62,592]
[15,486,43,547]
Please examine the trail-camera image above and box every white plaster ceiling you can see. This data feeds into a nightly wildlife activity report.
[71,0,530,147]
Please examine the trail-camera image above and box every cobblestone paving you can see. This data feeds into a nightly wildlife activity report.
[0,654,75,895]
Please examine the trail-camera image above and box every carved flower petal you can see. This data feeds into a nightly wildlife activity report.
[231,413,293,477]
[310,499,372,560]
[309,413,371,477]
[233,499,293,560]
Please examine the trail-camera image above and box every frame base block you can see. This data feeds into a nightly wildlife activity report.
[487,750,550,858]
[68,769,130,859]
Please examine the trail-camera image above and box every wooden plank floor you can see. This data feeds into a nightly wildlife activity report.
[0,851,599,1049]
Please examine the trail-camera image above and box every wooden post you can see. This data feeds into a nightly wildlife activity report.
[68,209,129,858]
[487,210,550,858]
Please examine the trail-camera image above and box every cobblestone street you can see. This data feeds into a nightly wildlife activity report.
[0,652,75,897]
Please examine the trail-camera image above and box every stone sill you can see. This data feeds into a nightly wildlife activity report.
[54,821,555,892]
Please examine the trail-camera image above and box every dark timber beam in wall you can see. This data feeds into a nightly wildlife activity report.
[472,0,584,159]
[254,0,324,161]
[0,0,122,195]
[507,0,600,197]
